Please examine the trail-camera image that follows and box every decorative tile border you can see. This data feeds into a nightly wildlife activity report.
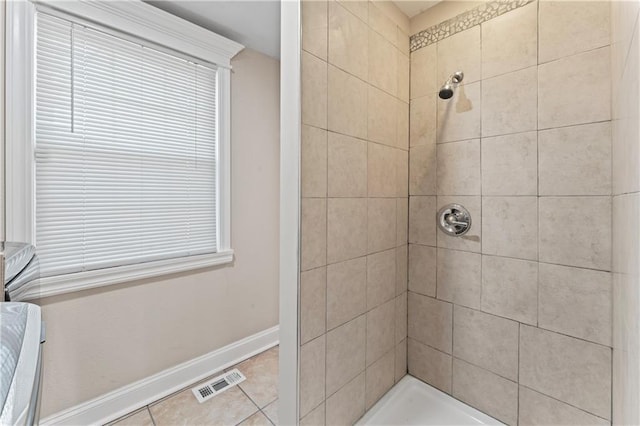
[410,0,535,52]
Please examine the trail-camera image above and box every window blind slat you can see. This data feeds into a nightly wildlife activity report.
[35,12,219,277]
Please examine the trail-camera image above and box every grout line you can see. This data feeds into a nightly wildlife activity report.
[146,406,157,426]
[236,386,262,421]
[518,383,612,422]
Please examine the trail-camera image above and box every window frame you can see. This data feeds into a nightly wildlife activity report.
[5,0,244,299]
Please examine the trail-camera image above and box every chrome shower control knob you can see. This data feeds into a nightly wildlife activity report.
[437,204,471,237]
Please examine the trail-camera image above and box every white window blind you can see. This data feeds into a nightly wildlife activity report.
[35,12,219,278]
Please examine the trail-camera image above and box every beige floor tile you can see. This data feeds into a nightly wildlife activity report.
[149,386,258,426]
[263,400,279,425]
[110,408,154,426]
[235,347,279,408]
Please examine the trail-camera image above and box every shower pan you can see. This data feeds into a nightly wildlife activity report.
[357,376,503,426]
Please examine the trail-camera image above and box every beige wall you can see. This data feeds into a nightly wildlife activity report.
[298,1,410,424]
[611,1,640,424]
[408,1,613,424]
[34,48,281,417]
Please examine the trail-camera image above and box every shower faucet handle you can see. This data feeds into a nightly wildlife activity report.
[437,204,472,237]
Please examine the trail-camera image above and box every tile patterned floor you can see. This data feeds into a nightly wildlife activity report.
[108,346,279,426]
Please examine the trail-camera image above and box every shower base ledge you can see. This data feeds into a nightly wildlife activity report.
[356,375,504,426]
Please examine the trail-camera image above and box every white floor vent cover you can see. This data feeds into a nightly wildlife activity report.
[191,369,246,403]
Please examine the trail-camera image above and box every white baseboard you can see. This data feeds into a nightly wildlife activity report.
[40,326,280,426]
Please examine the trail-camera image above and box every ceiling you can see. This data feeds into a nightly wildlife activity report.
[147,1,281,59]
[393,0,441,18]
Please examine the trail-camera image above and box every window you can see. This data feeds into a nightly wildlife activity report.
[6,1,244,298]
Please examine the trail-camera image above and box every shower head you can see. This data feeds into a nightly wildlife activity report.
[439,83,454,99]
[439,71,464,100]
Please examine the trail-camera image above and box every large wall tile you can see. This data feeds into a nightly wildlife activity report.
[396,198,408,246]
[325,373,365,426]
[408,339,452,393]
[327,257,367,330]
[482,197,538,261]
[436,139,481,195]
[300,403,324,426]
[365,350,395,410]
[368,143,397,197]
[481,2,537,79]
[366,299,396,365]
[452,359,518,426]
[302,0,328,60]
[336,0,367,22]
[396,99,410,150]
[302,51,328,129]
[302,125,328,198]
[396,245,408,296]
[397,53,410,103]
[397,28,410,56]
[519,386,610,426]
[481,255,537,325]
[368,198,397,253]
[538,47,610,129]
[328,1,368,80]
[396,149,409,196]
[328,65,367,139]
[326,316,366,396]
[539,197,611,270]
[300,336,326,417]
[539,122,611,196]
[327,132,367,197]
[407,292,453,353]
[437,26,481,85]
[409,196,437,245]
[409,144,436,195]
[410,44,436,99]
[539,1,610,64]
[368,86,397,146]
[613,39,640,195]
[482,66,537,137]
[395,293,407,345]
[395,340,407,382]
[436,196,481,253]
[301,267,327,344]
[453,306,519,381]
[408,244,436,297]
[301,198,327,271]
[481,131,537,196]
[539,263,612,346]
[367,249,396,309]
[437,82,481,143]
[410,94,436,147]
[519,325,612,419]
[369,30,397,96]
[437,248,481,309]
[368,2,396,46]
[327,198,367,264]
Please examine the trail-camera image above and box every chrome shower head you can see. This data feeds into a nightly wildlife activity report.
[439,83,454,99]
[439,71,464,100]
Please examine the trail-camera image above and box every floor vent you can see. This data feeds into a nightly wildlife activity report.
[191,368,246,403]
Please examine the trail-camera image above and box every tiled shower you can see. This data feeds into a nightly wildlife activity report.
[299,0,623,425]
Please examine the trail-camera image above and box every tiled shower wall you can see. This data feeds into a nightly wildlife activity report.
[408,1,613,424]
[611,1,640,425]
[298,1,410,424]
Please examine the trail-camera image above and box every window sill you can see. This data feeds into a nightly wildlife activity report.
[19,250,234,300]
